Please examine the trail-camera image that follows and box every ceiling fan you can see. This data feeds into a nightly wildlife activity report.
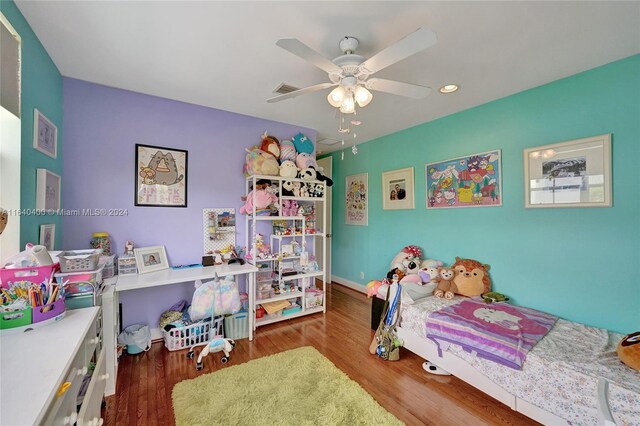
[267,27,437,113]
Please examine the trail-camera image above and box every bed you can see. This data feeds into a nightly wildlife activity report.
[396,295,640,425]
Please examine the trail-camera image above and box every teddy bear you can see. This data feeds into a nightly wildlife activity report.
[279,160,298,178]
[419,259,444,284]
[452,257,491,297]
[259,132,280,160]
[279,139,297,162]
[292,132,314,154]
[433,267,457,300]
[240,183,278,214]
[617,331,640,371]
[244,145,279,176]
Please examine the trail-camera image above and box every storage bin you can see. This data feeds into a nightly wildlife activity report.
[57,250,101,272]
[32,298,65,323]
[257,289,272,300]
[305,289,324,308]
[163,316,224,351]
[256,268,273,282]
[224,311,249,340]
[0,306,32,330]
[0,264,59,288]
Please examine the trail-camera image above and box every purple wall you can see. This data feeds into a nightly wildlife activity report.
[62,78,315,329]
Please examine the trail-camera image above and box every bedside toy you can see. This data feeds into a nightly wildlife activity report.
[433,267,456,300]
[366,280,382,298]
[240,185,278,215]
[279,160,298,178]
[188,337,236,370]
[617,332,640,371]
[124,240,135,256]
[296,152,317,170]
[386,267,405,281]
[244,145,279,176]
[482,291,510,303]
[279,139,297,162]
[400,274,422,285]
[259,132,280,160]
[419,259,443,284]
[292,132,314,154]
[390,245,423,274]
[452,257,491,297]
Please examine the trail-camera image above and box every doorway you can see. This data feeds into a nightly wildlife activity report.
[316,156,332,283]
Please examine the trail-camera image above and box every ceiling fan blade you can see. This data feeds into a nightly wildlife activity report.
[276,38,341,74]
[365,78,431,99]
[266,82,336,103]
[359,28,437,75]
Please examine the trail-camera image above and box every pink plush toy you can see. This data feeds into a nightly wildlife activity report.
[240,189,278,214]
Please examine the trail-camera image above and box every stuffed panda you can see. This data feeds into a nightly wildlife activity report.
[282,180,295,196]
[298,167,316,181]
[312,183,324,198]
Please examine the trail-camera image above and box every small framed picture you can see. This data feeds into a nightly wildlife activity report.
[39,224,55,251]
[36,168,61,211]
[382,167,415,210]
[524,134,612,208]
[134,245,169,274]
[33,109,58,158]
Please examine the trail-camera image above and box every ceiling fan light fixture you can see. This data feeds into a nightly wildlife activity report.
[339,93,355,114]
[439,84,459,94]
[354,85,373,107]
[327,86,346,107]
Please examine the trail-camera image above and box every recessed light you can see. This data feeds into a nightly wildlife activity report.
[439,84,459,94]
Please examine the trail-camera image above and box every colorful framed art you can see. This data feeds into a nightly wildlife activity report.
[426,150,502,209]
[135,144,188,207]
[345,173,368,225]
[524,134,611,208]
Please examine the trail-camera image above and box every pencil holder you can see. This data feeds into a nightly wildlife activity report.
[32,298,65,323]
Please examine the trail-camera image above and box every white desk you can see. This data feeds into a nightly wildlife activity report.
[0,308,101,426]
[102,263,257,396]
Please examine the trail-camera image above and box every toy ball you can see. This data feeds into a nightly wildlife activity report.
[292,132,314,154]
[280,140,297,162]
[617,331,640,371]
[296,152,316,170]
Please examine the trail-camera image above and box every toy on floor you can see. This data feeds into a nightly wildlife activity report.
[422,361,451,376]
[482,291,510,303]
[617,331,640,371]
[187,336,236,370]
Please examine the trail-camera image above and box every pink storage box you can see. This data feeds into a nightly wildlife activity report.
[32,298,65,323]
[0,263,59,288]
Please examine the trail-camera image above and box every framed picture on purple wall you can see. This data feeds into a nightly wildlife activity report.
[135,144,188,207]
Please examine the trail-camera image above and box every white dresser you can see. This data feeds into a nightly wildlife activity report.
[0,307,106,426]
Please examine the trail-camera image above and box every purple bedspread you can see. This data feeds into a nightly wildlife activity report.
[426,299,557,369]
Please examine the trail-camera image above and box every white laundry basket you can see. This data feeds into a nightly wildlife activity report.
[163,316,224,351]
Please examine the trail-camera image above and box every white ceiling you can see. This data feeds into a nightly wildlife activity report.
[15,1,640,153]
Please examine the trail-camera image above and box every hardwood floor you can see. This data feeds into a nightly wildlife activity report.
[104,284,539,425]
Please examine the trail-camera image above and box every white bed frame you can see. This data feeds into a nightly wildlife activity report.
[397,326,616,425]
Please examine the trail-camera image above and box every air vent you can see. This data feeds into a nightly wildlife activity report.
[273,83,300,94]
[318,138,341,146]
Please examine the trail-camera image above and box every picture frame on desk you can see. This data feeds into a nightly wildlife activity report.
[134,245,169,274]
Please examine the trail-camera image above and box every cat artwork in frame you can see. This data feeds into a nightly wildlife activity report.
[135,144,188,207]
[426,150,502,209]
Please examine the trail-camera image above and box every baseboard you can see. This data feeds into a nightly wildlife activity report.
[331,275,367,294]
[151,327,163,342]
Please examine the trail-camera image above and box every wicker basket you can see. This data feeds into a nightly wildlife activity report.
[57,250,101,272]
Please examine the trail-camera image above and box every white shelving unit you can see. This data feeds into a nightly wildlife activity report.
[244,175,327,330]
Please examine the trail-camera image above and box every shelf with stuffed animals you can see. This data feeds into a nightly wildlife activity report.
[241,131,329,330]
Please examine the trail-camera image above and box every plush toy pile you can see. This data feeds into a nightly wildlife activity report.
[368,246,493,303]
[243,131,333,196]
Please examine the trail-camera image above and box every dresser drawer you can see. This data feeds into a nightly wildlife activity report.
[42,347,89,426]
[77,347,107,426]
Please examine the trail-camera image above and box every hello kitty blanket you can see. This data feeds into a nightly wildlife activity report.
[426,299,557,369]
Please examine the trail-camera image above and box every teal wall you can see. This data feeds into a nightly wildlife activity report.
[1,0,63,249]
[325,55,640,333]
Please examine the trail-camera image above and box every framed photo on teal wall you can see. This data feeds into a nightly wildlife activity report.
[382,167,415,210]
[33,109,58,158]
[426,150,502,209]
[524,134,612,208]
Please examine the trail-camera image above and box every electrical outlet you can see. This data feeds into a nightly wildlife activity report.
[360,271,364,279]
